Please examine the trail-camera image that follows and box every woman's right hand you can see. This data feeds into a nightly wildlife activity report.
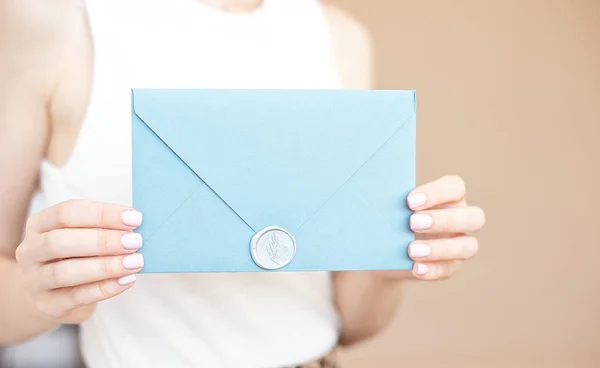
[15,200,144,324]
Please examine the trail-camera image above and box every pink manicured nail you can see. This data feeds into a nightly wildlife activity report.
[411,214,433,230]
[409,243,431,258]
[117,274,137,286]
[407,193,427,209]
[122,253,144,270]
[122,211,143,227]
[416,263,429,275]
[121,233,143,250]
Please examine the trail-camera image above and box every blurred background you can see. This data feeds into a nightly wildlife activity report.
[2,0,599,367]
[328,0,600,367]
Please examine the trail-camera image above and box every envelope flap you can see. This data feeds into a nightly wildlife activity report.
[132,88,415,232]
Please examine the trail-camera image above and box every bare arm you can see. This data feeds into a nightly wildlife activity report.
[332,271,405,346]
[1,5,144,345]
[0,1,79,343]
[0,56,61,345]
[325,5,406,346]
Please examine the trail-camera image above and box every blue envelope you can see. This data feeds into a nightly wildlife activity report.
[132,89,416,273]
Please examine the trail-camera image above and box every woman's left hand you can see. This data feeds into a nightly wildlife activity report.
[377,175,486,281]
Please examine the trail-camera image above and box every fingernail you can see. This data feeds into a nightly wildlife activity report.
[411,214,433,230]
[122,211,143,227]
[122,253,144,270]
[409,243,431,258]
[121,233,143,250]
[416,263,429,275]
[117,274,137,286]
[407,193,427,209]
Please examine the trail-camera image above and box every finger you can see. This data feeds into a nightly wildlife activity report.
[34,229,143,262]
[37,254,144,290]
[407,175,466,210]
[41,277,136,319]
[27,200,142,234]
[408,236,478,261]
[410,206,485,234]
[412,260,460,281]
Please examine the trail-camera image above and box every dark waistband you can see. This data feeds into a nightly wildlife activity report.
[283,349,338,368]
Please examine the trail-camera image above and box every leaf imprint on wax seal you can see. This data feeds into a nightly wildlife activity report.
[250,226,296,270]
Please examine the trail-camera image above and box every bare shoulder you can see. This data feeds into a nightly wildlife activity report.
[0,0,86,95]
[323,4,374,89]
[0,0,85,36]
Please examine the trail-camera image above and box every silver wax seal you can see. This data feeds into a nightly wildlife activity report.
[250,226,296,270]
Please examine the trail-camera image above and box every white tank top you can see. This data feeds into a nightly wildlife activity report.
[29,1,342,367]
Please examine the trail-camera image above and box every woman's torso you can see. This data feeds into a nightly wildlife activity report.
[30,1,344,367]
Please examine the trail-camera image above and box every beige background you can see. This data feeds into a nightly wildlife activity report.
[326,0,600,367]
